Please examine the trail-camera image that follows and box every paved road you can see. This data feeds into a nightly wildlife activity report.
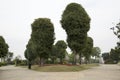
[0,64,120,80]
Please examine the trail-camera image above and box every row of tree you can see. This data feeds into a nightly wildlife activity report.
[102,47,120,64]
[102,21,120,64]
[24,3,101,69]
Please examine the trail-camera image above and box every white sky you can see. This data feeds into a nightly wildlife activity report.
[0,0,120,59]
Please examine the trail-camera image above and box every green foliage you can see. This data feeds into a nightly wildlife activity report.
[111,22,120,39]
[110,48,120,63]
[50,45,58,64]
[82,37,93,63]
[14,55,22,66]
[25,39,36,61]
[68,53,74,63]
[61,3,90,64]
[55,40,67,64]
[7,52,13,64]
[110,21,120,64]
[0,36,9,58]
[31,18,55,66]
[19,60,27,66]
[102,48,120,64]
[0,62,7,67]
[102,52,110,61]
[92,47,101,57]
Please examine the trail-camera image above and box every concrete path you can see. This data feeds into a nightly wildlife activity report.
[0,64,120,80]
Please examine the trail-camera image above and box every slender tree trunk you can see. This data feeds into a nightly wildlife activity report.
[0,55,2,62]
[39,57,44,66]
[73,50,79,65]
[95,56,97,63]
[73,50,76,65]
[28,60,31,69]
[1,57,3,62]
[52,58,55,64]
[76,54,79,65]
[3,57,5,62]
[79,53,82,65]
[60,57,63,64]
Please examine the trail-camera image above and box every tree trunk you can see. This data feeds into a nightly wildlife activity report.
[0,55,2,62]
[79,53,82,65]
[60,58,63,64]
[95,56,97,63]
[39,57,44,66]
[85,58,88,64]
[3,57,5,62]
[28,60,31,69]
[73,50,79,65]
[52,58,55,64]
[73,51,76,65]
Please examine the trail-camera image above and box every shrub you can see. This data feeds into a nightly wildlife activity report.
[104,59,118,64]
[0,62,7,66]
[19,60,27,66]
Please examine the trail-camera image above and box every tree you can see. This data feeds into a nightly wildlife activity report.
[110,22,120,48]
[83,37,93,64]
[110,48,120,63]
[24,39,36,69]
[31,18,55,66]
[14,55,22,66]
[0,36,9,62]
[110,21,120,62]
[92,47,101,62]
[61,3,90,65]
[7,52,13,64]
[55,40,67,64]
[102,52,110,62]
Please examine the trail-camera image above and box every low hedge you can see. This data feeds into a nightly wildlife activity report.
[0,62,7,67]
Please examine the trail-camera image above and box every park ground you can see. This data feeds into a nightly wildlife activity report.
[0,64,120,80]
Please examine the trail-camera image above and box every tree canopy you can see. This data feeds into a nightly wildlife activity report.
[31,18,55,66]
[61,3,91,64]
[0,36,9,58]
[55,40,67,64]
[83,37,93,63]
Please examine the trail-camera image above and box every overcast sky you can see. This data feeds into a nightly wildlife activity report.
[0,0,120,59]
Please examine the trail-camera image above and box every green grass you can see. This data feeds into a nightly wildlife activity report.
[118,62,120,66]
[31,64,99,72]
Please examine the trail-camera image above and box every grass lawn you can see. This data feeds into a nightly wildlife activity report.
[31,64,99,72]
[118,62,120,66]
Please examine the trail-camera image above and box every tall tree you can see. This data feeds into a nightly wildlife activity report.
[61,3,90,65]
[31,18,55,66]
[83,37,93,64]
[110,48,120,63]
[0,36,9,62]
[110,21,120,63]
[55,40,67,64]
[24,39,36,69]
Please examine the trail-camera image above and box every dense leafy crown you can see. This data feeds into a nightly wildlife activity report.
[31,18,55,58]
[61,3,90,33]
[61,3,91,52]
[0,36,9,57]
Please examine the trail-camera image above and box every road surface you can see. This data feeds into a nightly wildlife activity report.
[0,64,120,80]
